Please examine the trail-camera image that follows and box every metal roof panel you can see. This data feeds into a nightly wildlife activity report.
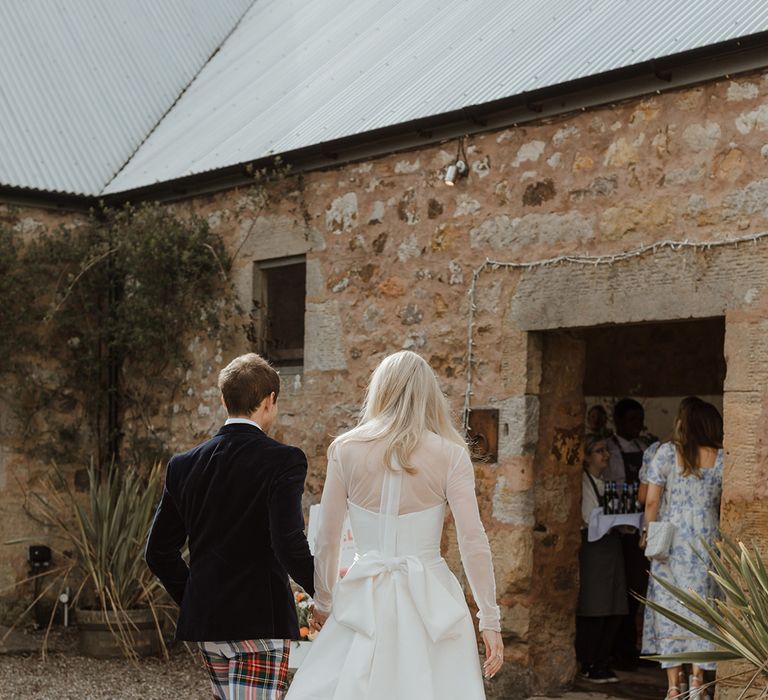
[106,0,768,194]
[1,0,766,196]
[0,0,253,195]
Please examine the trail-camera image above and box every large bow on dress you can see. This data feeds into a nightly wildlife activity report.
[333,551,467,642]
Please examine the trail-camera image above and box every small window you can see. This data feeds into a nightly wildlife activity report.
[252,256,306,367]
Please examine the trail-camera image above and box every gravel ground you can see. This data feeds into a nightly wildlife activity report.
[0,629,210,699]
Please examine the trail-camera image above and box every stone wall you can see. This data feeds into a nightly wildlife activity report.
[0,205,84,620]
[3,68,768,694]
[528,332,585,694]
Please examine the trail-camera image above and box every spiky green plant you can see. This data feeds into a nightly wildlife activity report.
[5,460,169,661]
[643,538,768,696]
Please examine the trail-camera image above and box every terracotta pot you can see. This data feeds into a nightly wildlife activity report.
[76,608,160,659]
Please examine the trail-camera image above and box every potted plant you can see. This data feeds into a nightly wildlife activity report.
[643,537,768,695]
[9,460,168,660]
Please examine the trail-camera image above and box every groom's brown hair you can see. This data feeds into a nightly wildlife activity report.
[218,353,280,416]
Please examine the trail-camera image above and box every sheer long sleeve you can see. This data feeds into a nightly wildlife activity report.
[312,446,348,614]
[446,449,501,632]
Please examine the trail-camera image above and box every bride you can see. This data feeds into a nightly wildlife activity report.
[286,351,504,699]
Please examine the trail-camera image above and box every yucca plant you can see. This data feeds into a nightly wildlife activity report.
[5,460,170,661]
[643,538,768,697]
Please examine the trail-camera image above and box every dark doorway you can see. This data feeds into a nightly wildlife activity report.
[583,318,726,441]
[577,317,725,697]
[531,318,726,699]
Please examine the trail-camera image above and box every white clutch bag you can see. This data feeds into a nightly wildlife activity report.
[645,521,676,560]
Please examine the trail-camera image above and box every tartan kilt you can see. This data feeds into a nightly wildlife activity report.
[200,639,290,700]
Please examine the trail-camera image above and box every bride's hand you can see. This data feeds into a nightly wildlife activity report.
[481,630,504,679]
[308,605,328,632]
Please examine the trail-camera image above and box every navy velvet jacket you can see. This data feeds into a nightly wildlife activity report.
[145,423,315,641]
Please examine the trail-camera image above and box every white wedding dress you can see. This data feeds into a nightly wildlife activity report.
[285,432,500,700]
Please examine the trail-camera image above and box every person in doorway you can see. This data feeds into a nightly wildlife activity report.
[603,399,651,485]
[586,404,612,439]
[603,398,652,668]
[637,440,662,506]
[576,435,627,684]
[642,397,723,700]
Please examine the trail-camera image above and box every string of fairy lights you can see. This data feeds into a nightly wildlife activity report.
[461,230,768,432]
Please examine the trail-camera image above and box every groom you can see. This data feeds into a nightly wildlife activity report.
[146,352,314,699]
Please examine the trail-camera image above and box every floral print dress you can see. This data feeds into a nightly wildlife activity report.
[641,441,723,670]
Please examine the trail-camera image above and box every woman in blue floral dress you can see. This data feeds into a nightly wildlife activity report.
[642,397,723,700]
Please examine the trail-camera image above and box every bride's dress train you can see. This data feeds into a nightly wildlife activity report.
[286,435,497,700]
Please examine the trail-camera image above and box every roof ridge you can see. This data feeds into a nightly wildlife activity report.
[99,0,258,197]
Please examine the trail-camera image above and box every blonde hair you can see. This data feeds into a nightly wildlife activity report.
[332,351,468,473]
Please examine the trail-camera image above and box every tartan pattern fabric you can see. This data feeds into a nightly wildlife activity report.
[200,639,290,700]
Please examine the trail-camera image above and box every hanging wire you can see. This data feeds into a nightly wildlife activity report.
[457,134,468,164]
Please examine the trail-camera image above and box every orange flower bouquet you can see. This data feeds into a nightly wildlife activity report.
[294,590,318,642]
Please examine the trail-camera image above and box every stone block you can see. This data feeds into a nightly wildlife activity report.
[496,455,534,493]
[397,233,421,261]
[568,174,617,200]
[724,318,768,392]
[572,154,594,171]
[726,80,759,101]
[537,473,578,525]
[497,329,543,396]
[470,212,592,252]
[399,303,423,325]
[511,246,768,331]
[603,137,640,167]
[721,499,768,548]
[682,121,721,151]
[325,193,358,233]
[475,279,503,315]
[453,194,482,217]
[305,258,324,299]
[735,103,768,134]
[489,526,533,592]
[486,665,531,700]
[237,215,323,258]
[512,140,545,167]
[494,395,540,458]
[722,178,768,219]
[492,478,534,526]
[367,200,385,224]
[500,603,529,641]
[599,199,672,240]
[713,148,746,182]
[394,158,420,174]
[721,390,768,505]
[552,126,579,147]
[665,164,705,186]
[304,301,347,372]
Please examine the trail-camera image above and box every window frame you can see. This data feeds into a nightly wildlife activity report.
[252,254,306,371]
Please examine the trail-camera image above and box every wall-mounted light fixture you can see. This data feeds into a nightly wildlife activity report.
[444,159,468,186]
[444,135,469,186]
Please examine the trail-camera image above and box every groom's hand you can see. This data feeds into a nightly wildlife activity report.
[309,605,328,632]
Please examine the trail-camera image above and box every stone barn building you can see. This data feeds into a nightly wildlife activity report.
[2,2,768,697]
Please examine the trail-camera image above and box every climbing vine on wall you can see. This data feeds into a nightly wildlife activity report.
[0,219,44,376]
[0,202,237,468]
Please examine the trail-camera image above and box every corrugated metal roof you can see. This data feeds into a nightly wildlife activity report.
[105,0,768,195]
[3,0,768,197]
[0,0,253,196]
